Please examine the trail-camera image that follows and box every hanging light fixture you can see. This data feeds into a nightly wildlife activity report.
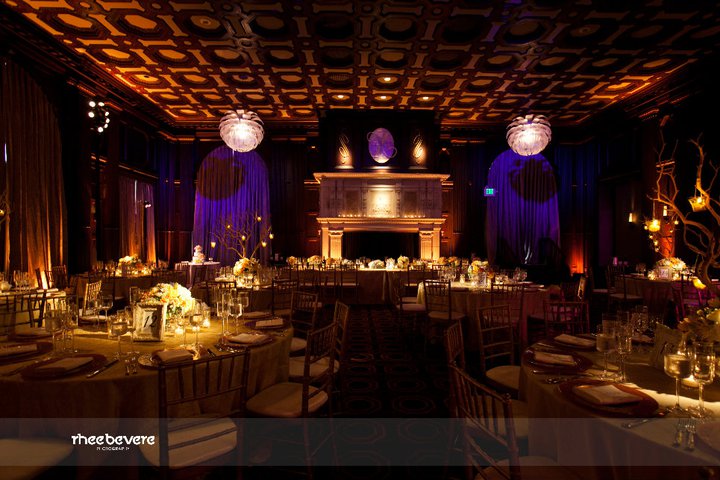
[506,114,552,156]
[88,100,110,133]
[219,109,264,152]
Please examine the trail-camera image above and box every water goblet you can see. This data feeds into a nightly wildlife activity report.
[690,343,716,418]
[176,315,188,345]
[44,309,65,357]
[124,306,136,352]
[664,350,692,414]
[109,317,128,359]
[596,324,617,380]
[63,303,79,353]
[615,324,633,383]
[238,291,250,322]
[99,294,113,328]
[228,296,242,334]
[189,310,202,348]
[216,299,229,337]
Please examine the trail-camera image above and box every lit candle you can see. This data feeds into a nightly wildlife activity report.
[202,318,211,328]
[175,326,184,336]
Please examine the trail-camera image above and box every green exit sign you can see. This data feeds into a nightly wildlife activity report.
[484,187,496,197]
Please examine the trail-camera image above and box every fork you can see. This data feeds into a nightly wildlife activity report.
[673,419,686,447]
[685,419,696,451]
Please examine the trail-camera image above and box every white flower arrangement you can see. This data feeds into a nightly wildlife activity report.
[307,255,322,265]
[368,259,385,269]
[396,256,410,269]
[468,260,488,275]
[139,282,194,318]
[233,257,257,276]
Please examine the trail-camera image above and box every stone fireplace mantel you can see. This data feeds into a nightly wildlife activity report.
[313,172,448,260]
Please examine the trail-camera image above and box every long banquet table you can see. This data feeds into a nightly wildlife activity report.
[519,341,720,479]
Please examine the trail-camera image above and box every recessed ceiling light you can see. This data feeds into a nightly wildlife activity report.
[336,94,345,99]
[379,95,387,100]
[421,96,431,101]
[382,76,392,82]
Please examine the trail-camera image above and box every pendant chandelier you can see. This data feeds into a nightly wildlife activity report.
[219,109,264,152]
[506,114,552,156]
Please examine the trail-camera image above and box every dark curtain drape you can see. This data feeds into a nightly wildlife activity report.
[0,58,66,285]
[119,176,156,262]
[486,149,559,265]
[192,147,270,265]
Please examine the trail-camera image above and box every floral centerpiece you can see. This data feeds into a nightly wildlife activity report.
[448,256,459,267]
[233,257,258,276]
[118,255,149,275]
[139,282,194,319]
[436,257,447,266]
[468,260,488,275]
[286,256,297,266]
[396,256,410,269]
[678,298,720,344]
[368,259,385,269]
[119,255,142,268]
[326,257,341,267]
[308,255,322,265]
[652,257,687,280]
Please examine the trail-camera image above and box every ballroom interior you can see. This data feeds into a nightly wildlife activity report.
[1,1,720,479]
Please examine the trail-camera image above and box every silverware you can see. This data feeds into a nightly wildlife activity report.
[673,419,686,447]
[207,348,217,357]
[86,358,118,378]
[2,358,47,376]
[685,419,696,451]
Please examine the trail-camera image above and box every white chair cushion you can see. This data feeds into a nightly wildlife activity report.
[288,356,338,379]
[0,438,73,480]
[290,337,307,353]
[247,382,328,418]
[427,310,465,321]
[487,365,521,392]
[140,417,236,468]
[401,296,418,304]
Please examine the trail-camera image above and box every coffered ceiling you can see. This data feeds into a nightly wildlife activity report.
[2,0,720,130]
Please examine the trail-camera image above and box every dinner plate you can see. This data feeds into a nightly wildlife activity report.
[218,333,274,351]
[11,328,53,341]
[243,311,273,320]
[20,354,106,380]
[245,317,288,330]
[559,379,659,417]
[522,348,593,373]
[138,345,210,369]
[551,335,596,350]
[0,342,52,364]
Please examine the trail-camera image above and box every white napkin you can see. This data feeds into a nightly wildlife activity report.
[153,349,193,364]
[555,334,595,348]
[534,351,576,366]
[37,356,93,372]
[0,343,37,357]
[244,311,272,319]
[228,333,269,344]
[572,384,640,405]
[255,318,284,328]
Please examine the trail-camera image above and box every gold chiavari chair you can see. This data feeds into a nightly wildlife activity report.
[475,304,521,397]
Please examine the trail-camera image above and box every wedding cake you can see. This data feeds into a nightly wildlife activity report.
[191,245,205,264]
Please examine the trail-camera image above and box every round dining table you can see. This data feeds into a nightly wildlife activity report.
[519,338,720,480]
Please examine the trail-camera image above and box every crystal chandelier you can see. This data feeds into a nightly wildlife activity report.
[506,114,552,156]
[219,109,264,152]
[88,100,110,133]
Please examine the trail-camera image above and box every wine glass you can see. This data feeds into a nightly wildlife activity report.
[228,295,242,334]
[217,297,229,337]
[109,316,128,359]
[664,350,692,414]
[190,308,202,348]
[64,303,79,353]
[615,324,633,383]
[596,323,617,380]
[124,306,136,352]
[44,309,65,357]
[238,291,250,323]
[176,315,188,346]
[690,343,716,418]
[99,294,113,328]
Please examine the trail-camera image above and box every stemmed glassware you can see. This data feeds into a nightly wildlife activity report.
[238,291,249,325]
[63,303,79,353]
[190,305,202,348]
[124,306,136,352]
[690,342,716,418]
[596,323,617,380]
[664,349,693,414]
[228,294,242,334]
[614,324,633,383]
[99,294,113,329]
[109,315,128,359]
[217,294,230,337]
[44,309,65,357]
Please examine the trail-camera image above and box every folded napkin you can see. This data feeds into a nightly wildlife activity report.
[572,384,640,405]
[228,333,269,345]
[255,318,284,328]
[37,356,93,373]
[555,334,595,348]
[244,311,272,319]
[153,349,193,364]
[534,351,576,366]
[0,343,37,357]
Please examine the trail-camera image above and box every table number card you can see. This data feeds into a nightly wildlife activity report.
[133,303,167,341]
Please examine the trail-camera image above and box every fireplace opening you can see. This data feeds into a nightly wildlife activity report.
[342,232,419,260]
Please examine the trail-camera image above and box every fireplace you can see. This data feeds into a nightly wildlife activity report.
[314,172,448,260]
[343,232,419,259]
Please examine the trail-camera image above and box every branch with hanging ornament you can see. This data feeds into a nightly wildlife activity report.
[651,129,720,297]
[211,213,274,262]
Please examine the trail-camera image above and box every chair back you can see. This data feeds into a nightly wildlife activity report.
[35,268,45,290]
[424,279,451,314]
[271,278,297,315]
[290,291,319,339]
[157,348,251,468]
[447,364,521,480]
[299,322,338,416]
[0,295,19,334]
[443,321,465,369]
[82,280,102,313]
[332,301,351,371]
[475,305,515,376]
[543,300,588,337]
[605,264,626,293]
[489,284,525,328]
[51,265,69,289]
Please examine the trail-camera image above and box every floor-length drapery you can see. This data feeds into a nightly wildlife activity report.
[118,176,156,263]
[192,147,271,266]
[486,150,559,265]
[0,58,66,285]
